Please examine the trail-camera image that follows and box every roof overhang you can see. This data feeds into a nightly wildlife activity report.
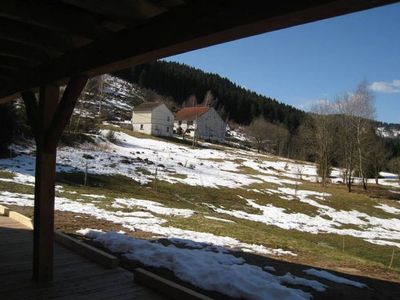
[0,0,398,103]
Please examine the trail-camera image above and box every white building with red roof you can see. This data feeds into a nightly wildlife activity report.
[174,107,226,142]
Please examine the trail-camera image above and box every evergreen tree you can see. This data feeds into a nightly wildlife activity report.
[114,60,305,131]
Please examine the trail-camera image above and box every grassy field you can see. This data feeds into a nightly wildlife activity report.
[1,128,400,286]
[1,166,399,282]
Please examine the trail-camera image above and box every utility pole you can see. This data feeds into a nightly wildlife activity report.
[84,159,88,186]
[192,113,198,149]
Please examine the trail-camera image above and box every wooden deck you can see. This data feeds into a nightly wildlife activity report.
[0,216,167,300]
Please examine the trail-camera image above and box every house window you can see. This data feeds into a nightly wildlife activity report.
[140,124,144,130]
[167,116,170,122]
[166,126,170,133]
[187,121,193,126]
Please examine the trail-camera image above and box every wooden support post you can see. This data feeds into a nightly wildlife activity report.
[21,76,88,282]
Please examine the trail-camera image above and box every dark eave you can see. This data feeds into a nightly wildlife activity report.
[0,0,398,103]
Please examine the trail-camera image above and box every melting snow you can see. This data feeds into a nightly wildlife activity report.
[303,268,367,288]
[375,204,400,215]
[207,194,400,248]
[79,229,323,300]
[0,191,293,256]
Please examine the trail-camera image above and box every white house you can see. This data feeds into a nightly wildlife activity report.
[132,102,174,137]
[174,107,226,142]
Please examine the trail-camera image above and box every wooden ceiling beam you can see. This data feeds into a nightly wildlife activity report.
[0,18,90,55]
[60,0,169,22]
[0,39,50,64]
[0,0,112,39]
[0,0,398,101]
[0,55,33,69]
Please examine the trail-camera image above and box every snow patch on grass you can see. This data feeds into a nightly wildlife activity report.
[113,198,194,218]
[207,194,400,248]
[204,215,236,223]
[375,204,400,214]
[0,190,293,256]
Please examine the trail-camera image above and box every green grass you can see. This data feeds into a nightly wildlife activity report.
[54,172,400,272]
[1,167,399,279]
[0,169,15,179]
[298,181,399,219]
[166,213,400,273]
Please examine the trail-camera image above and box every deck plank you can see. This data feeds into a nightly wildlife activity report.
[0,216,167,300]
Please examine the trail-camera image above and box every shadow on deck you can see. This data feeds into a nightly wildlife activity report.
[0,216,167,300]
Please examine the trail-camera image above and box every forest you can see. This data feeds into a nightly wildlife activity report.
[1,66,399,189]
[114,60,305,133]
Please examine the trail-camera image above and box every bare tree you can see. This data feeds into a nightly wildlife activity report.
[336,82,375,190]
[245,117,290,154]
[388,157,400,185]
[310,101,336,186]
[336,98,356,192]
[365,130,388,185]
[245,117,270,153]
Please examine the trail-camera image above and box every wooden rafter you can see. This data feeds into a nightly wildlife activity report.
[0,39,50,65]
[44,76,88,150]
[0,55,32,69]
[0,0,112,39]
[0,0,398,102]
[0,18,90,55]
[60,0,168,22]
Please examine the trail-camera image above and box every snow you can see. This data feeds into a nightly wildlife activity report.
[263,266,276,273]
[207,195,400,248]
[375,204,400,214]
[303,268,367,288]
[113,198,194,218]
[79,229,324,300]
[0,190,292,256]
[81,194,106,199]
[1,127,400,255]
[204,216,236,223]
[53,130,264,189]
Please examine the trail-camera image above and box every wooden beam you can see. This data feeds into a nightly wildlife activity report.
[0,0,111,39]
[31,84,59,282]
[21,76,86,282]
[0,0,398,101]
[21,91,39,142]
[61,0,168,22]
[44,76,88,151]
[0,39,50,65]
[0,55,32,69]
[0,18,89,55]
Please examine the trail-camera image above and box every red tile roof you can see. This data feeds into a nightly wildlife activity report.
[175,107,210,121]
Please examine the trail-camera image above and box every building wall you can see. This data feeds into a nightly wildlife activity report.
[173,108,226,142]
[197,108,226,142]
[132,111,152,135]
[150,104,174,137]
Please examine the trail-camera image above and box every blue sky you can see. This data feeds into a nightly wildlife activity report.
[165,3,400,123]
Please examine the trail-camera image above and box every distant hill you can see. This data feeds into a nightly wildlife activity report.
[375,121,400,138]
[113,61,305,133]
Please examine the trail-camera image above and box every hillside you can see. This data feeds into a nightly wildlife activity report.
[1,126,400,299]
[114,61,305,132]
[1,74,400,299]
